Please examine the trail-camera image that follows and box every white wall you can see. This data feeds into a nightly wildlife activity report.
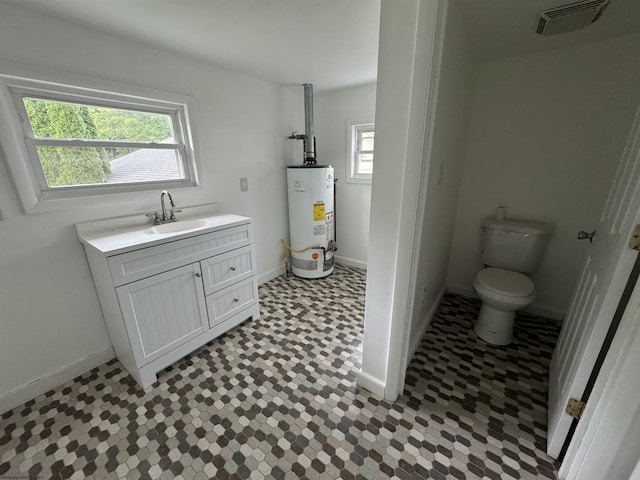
[0,3,301,411]
[315,83,376,269]
[447,32,640,319]
[408,0,476,351]
[357,0,442,399]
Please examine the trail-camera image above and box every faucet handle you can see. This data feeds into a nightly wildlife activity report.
[169,209,182,221]
[145,212,162,225]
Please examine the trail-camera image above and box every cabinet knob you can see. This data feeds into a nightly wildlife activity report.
[233,298,239,303]
[195,272,202,278]
[229,266,236,271]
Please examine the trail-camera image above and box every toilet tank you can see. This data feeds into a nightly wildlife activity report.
[480,218,553,273]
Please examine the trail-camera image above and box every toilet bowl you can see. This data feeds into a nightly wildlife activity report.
[473,267,535,345]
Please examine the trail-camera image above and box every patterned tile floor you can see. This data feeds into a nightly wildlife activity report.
[0,265,561,479]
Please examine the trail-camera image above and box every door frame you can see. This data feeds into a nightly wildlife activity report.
[386,0,449,401]
[357,0,448,401]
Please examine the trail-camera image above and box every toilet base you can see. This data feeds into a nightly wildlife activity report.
[474,303,516,346]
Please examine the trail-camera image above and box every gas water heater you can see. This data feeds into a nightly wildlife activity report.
[285,84,336,279]
[287,165,335,278]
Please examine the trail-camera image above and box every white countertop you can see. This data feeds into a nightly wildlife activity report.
[76,209,251,256]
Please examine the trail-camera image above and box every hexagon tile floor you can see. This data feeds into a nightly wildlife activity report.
[0,265,562,479]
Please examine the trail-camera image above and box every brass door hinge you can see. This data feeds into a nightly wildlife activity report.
[629,224,640,251]
[566,398,586,420]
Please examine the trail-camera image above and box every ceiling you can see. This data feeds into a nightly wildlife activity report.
[457,0,640,62]
[7,0,640,91]
[6,0,381,92]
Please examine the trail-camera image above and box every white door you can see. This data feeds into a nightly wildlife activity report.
[560,277,640,479]
[547,105,640,458]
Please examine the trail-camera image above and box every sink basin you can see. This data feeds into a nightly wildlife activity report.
[144,219,209,234]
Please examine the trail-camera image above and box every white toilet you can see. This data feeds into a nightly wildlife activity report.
[473,217,552,345]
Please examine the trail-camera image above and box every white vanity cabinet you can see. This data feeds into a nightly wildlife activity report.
[78,215,260,390]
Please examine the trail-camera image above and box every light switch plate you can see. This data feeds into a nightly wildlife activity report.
[240,178,249,192]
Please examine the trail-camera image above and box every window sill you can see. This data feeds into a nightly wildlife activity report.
[346,175,372,185]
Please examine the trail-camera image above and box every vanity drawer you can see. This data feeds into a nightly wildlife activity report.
[205,277,258,327]
[201,245,255,295]
[108,224,251,286]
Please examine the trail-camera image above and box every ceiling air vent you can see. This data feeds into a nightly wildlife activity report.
[536,0,610,36]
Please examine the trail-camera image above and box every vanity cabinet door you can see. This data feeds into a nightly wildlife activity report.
[116,263,208,367]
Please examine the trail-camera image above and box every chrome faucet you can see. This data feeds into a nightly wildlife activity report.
[146,191,181,225]
[160,190,174,222]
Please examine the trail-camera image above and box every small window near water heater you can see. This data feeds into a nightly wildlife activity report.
[349,123,374,184]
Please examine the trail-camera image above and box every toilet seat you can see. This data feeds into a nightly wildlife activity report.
[475,268,534,298]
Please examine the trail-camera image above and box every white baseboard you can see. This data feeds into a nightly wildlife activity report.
[446,284,476,299]
[525,304,564,322]
[334,255,367,270]
[408,286,447,361]
[0,345,115,415]
[446,284,564,321]
[258,265,286,285]
[356,369,385,398]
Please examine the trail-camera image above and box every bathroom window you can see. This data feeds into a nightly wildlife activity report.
[0,74,197,208]
[349,123,374,184]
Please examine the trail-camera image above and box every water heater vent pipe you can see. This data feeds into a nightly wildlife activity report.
[303,83,316,164]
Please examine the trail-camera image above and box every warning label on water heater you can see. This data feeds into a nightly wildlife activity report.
[313,202,325,221]
[326,212,334,241]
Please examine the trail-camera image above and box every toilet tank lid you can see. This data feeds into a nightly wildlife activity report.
[482,218,553,235]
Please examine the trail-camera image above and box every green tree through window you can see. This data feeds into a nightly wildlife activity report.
[24,98,111,187]
[23,98,173,187]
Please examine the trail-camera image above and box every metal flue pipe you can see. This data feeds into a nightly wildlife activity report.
[303,83,316,164]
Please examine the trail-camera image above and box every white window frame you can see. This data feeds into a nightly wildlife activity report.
[348,122,374,184]
[0,65,198,212]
